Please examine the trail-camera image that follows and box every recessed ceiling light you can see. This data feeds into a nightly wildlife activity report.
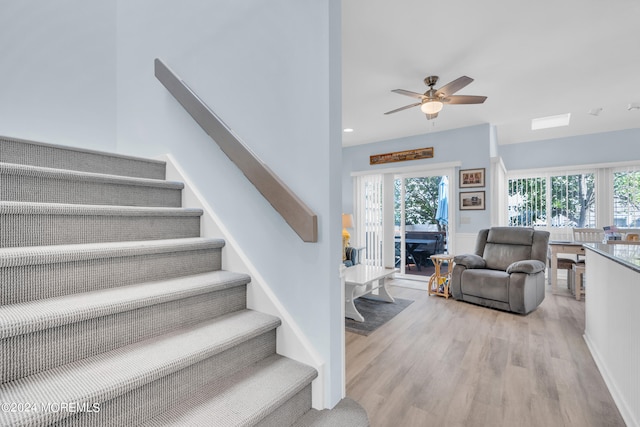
[531,113,571,130]
[343,128,354,133]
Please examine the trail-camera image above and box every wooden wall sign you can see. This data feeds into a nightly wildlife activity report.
[370,147,434,165]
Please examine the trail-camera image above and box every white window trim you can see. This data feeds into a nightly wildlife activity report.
[350,161,461,177]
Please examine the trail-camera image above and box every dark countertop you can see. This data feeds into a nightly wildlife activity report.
[584,243,640,274]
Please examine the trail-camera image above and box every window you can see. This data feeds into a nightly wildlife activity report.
[508,177,546,227]
[613,168,640,227]
[550,173,595,227]
[508,172,596,228]
[394,176,443,228]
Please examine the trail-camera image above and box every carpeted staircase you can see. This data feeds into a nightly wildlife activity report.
[0,137,368,426]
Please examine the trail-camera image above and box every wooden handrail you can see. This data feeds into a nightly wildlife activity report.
[154,58,318,243]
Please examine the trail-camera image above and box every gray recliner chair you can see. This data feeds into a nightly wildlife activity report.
[450,227,550,314]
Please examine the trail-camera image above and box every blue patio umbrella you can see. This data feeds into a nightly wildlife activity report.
[435,176,448,225]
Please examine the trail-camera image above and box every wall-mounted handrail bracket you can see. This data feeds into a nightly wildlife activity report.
[154,58,318,243]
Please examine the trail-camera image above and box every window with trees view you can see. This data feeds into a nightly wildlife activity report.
[613,169,640,227]
[508,172,596,228]
[394,177,442,227]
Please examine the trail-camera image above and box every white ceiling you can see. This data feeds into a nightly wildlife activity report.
[341,0,640,147]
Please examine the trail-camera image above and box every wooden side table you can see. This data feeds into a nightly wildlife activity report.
[428,254,455,298]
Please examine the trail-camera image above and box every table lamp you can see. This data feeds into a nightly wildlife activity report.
[342,213,354,261]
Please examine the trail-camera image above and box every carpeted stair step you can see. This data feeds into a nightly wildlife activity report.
[0,237,224,304]
[141,354,318,427]
[0,201,203,247]
[0,310,282,427]
[0,135,166,179]
[0,270,251,382]
[292,397,370,427]
[0,137,357,425]
[0,162,183,207]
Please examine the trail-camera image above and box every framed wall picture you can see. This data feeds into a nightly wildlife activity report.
[460,191,486,210]
[459,168,485,188]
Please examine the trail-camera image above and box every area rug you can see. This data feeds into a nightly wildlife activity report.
[345,298,414,336]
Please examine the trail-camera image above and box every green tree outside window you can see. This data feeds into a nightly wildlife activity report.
[394,177,442,227]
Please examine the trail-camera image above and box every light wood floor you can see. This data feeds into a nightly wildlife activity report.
[346,279,625,427]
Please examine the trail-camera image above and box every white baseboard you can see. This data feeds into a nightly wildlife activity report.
[161,154,326,409]
[584,333,638,427]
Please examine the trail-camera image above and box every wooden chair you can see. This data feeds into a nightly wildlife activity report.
[572,263,585,301]
[549,254,576,289]
[570,228,604,300]
[620,228,640,241]
[572,228,604,245]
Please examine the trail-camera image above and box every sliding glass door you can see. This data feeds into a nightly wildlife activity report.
[395,172,450,279]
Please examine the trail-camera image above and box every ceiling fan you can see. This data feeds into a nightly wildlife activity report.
[384,75,487,120]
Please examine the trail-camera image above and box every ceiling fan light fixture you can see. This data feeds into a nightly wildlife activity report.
[421,100,443,115]
[385,75,484,117]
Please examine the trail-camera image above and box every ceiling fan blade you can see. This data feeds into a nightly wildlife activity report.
[442,95,487,104]
[384,102,421,115]
[435,76,473,97]
[425,112,438,120]
[391,89,426,99]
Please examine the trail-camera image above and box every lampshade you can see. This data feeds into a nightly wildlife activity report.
[420,100,443,115]
[342,213,354,229]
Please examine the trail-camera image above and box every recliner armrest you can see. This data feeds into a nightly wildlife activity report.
[506,260,546,274]
[453,254,486,269]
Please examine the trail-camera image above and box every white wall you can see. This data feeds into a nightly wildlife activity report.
[0,0,344,406]
[114,0,343,405]
[499,128,640,170]
[0,0,117,151]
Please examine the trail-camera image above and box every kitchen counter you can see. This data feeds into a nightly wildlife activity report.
[583,243,640,427]
[584,242,640,273]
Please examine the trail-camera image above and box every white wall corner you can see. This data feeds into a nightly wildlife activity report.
[490,156,507,227]
[161,153,327,409]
